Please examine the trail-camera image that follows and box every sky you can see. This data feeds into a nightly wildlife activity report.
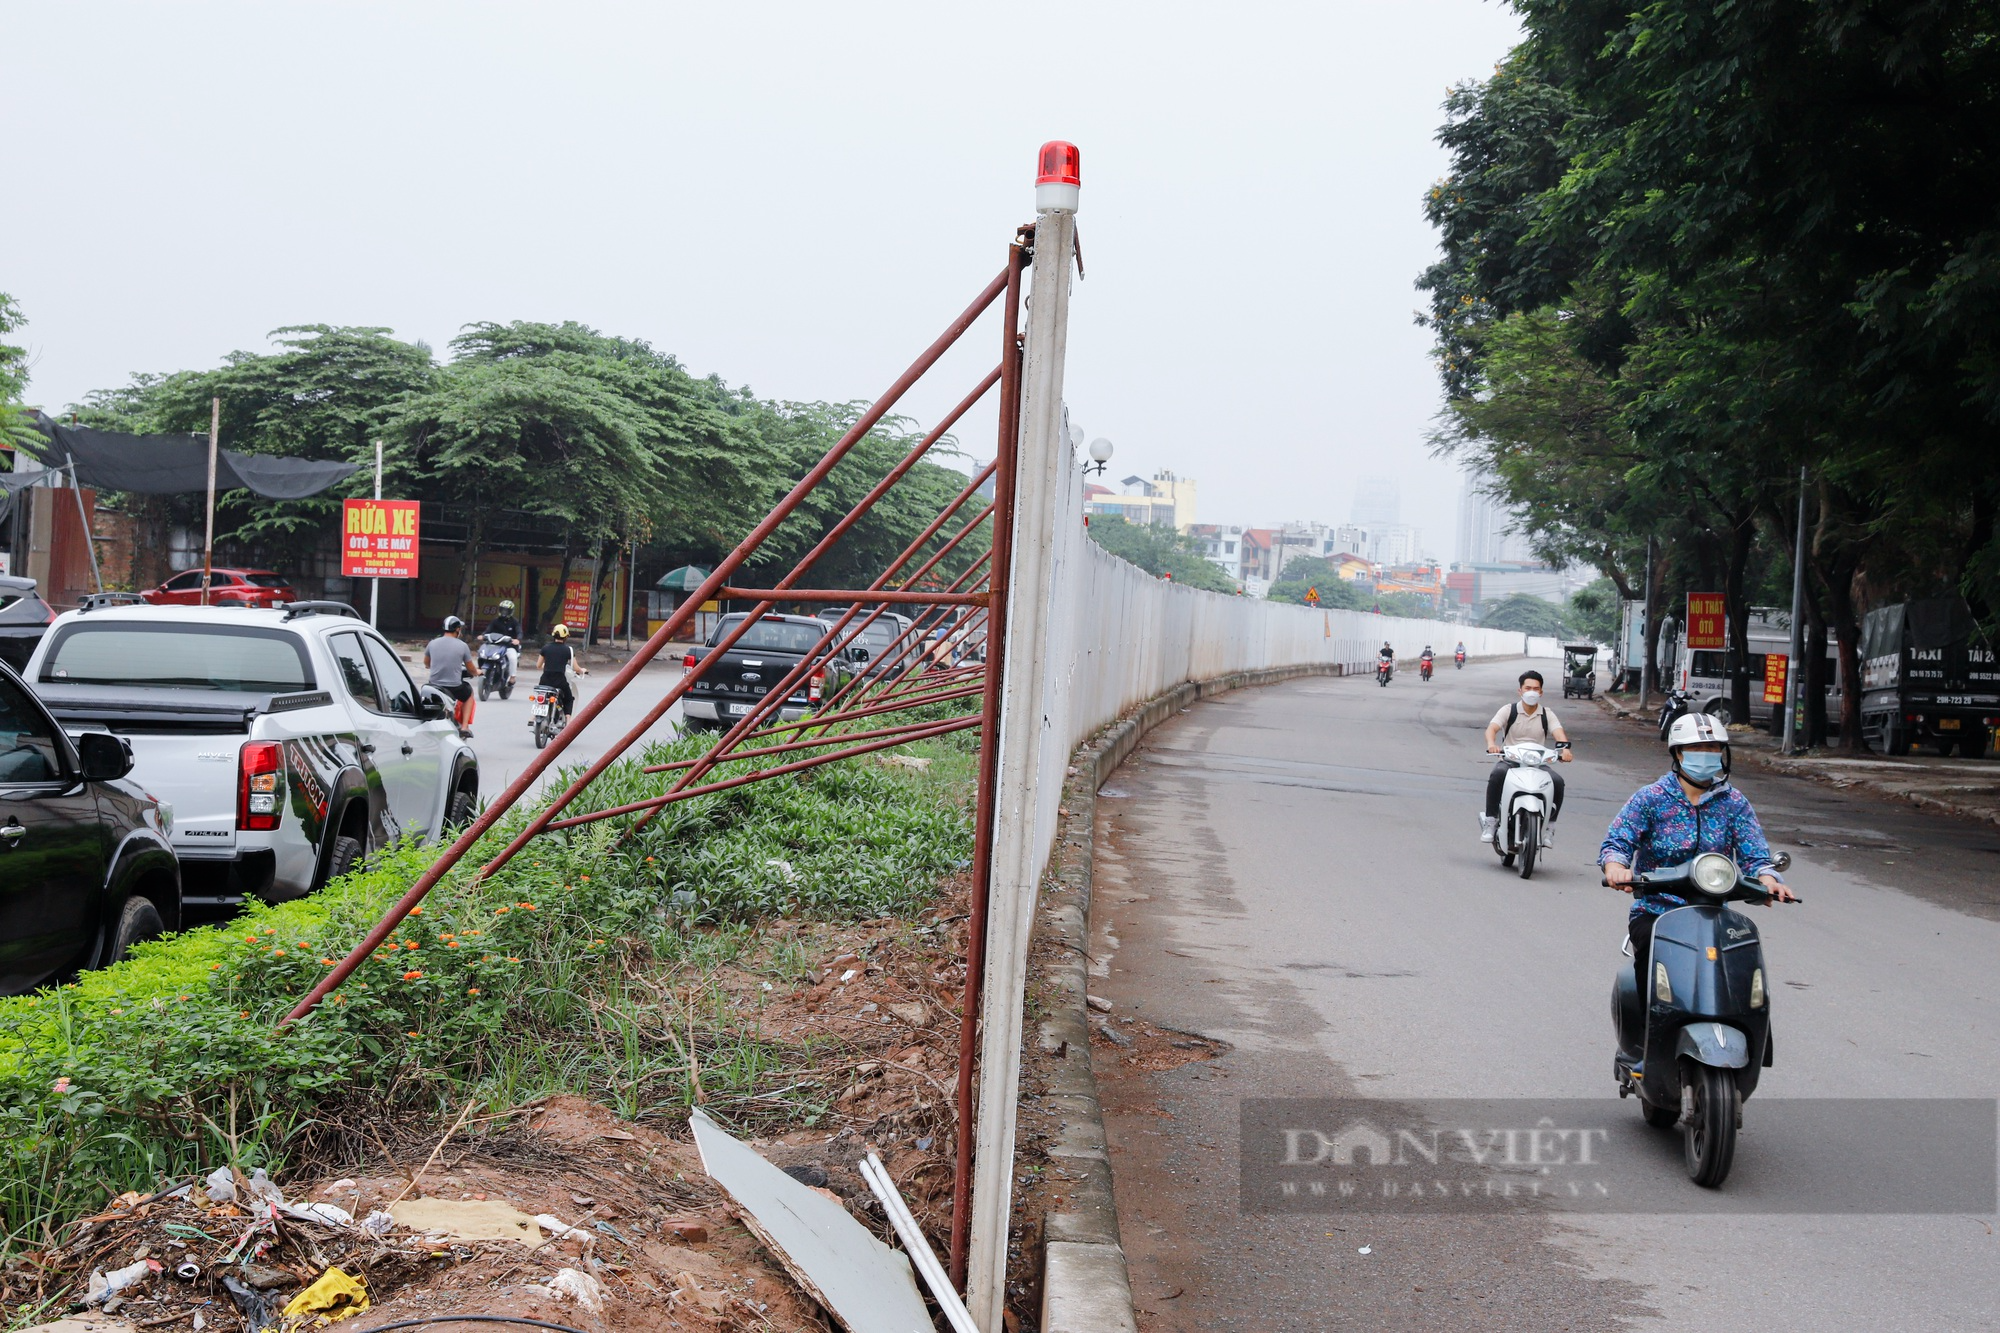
[5,1,1523,563]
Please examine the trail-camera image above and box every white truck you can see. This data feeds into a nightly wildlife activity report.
[24,602,478,911]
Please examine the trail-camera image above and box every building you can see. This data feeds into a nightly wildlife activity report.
[1186,523,1245,580]
[1083,469,1197,529]
[1366,523,1421,567]
[1350,474,1401,529]
[1456,471,1535,565]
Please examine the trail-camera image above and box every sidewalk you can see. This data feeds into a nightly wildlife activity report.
[1597,692,2000,828]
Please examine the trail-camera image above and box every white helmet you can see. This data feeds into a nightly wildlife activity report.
[1666,712,1728,749]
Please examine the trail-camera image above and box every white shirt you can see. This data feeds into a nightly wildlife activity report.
[1489,700,1562,747]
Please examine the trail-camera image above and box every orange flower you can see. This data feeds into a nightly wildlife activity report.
[446,942,460,949]
[580,876,590,882]
[263,927,276,935]
[644,856,655,863]
[402,970,423,980]
[404,941,419,950]
[494,907,510,915]
[467,987,481,996]
[210,963,222,971]
[410,906,423,916]
[407,1030,420,1037]
[321,958,335,967]
[272,950,286,957]
[240,1010,250,1018]
[244,936,258,944]
[506,956,521,964]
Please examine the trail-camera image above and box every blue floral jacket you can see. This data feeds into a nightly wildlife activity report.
[1598,773,1780,921]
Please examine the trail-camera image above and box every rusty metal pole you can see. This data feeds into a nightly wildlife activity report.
[951,235,1027,1290]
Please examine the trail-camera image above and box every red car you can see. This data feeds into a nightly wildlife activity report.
[141,568,297,608]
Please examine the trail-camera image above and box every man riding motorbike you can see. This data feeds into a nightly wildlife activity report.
[485,599,522,686]
[1598,713,1797,1068]
[1420,645,1435,680]
[1454,640,1466,666]
[423,616,476,739]
[1481,669,1572,846]
[535,622,588,722]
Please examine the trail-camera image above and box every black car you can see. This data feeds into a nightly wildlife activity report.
[0,574,57,673]
[679,613,844,734]
[0,659,180,994]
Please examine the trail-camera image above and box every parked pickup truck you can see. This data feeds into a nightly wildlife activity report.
[25,603,479,910]
[680,612,844,734]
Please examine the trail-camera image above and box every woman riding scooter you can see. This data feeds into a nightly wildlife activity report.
[1600,712,1798,1036]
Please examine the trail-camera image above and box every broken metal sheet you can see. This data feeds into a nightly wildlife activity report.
[689,1107,932,1333]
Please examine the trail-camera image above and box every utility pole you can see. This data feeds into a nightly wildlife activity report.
[370,440,383,627]
[1782,466,1807,754]
[201,396,220,606]
[1639,534,1656,702]
[966,141,1079,1333]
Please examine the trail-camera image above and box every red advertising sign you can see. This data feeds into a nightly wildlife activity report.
[341,500,421,579]
[561,581,594,633]
[1763,652,1788,704]
[1685,593,1727,650]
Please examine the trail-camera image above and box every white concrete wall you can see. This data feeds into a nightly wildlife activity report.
[1015,442,1527,872]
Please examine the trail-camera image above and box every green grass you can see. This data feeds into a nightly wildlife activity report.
[0,735,973,1253]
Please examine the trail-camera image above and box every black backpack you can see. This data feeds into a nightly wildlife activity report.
[1503,702,1552,741]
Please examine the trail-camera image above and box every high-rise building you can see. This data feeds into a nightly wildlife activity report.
[1455,471,1534,565]
[1350,475,1401,529]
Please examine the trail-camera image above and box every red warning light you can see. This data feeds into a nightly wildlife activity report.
[1034,141,1081,213]
[1037,141,1081,187]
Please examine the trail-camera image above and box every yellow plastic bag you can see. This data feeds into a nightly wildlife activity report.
[280,1266,370,1328]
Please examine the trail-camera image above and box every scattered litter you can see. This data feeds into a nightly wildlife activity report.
[319,1179,357,1195]
[359,1210,395,1235]
[1085,994,1113,1012]
[203,1169,237,1205]
[886,1001,931,1027]
[279,1266,369,1327]
[766,858,800,884]
[280,1201,353,1227]
[1096,1021,1132,1048]
[173,1261,202,1282]
[86,1258,161,1304]
[1358,1245,1372,1255]
[242,1169,286,1207]
[690,1106,932,1333]
[238,1263,296,1292]
[545,1267,605,1312]
[839,969,859,983]
[386,1198,539,1244]
[222,1274,277,1333]
[536,1214,594,1244]
[876,754,932,772]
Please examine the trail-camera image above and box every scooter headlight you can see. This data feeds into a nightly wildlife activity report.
[1519,749,1545,767]
[1750,968,1765,1009]
[1654,960,1672,1004]
[1691,852,1738,897]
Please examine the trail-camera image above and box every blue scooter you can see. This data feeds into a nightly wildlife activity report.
[1610,851,1799,1187]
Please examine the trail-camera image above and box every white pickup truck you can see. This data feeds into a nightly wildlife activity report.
[25,602,478,911]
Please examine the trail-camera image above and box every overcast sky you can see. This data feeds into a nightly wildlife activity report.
[6,1,1522,561]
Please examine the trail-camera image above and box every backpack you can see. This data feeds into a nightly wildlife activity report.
[1503,702,1551,741]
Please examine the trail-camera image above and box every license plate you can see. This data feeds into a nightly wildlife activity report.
[726,704,750,716]
[1938,718,1961,730]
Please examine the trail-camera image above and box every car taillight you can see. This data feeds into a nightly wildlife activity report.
[682,653,697,669]
[809,668,824,704]
[239,741,285,831]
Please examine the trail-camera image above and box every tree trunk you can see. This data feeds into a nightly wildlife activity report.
[1825,565,1866,754]
[1725,511,1755,723]
[583,542,606,648]
[550,537,576,637]
[1641,541,1666,707]
[1804,595,1830,748]
[454,508,486,626]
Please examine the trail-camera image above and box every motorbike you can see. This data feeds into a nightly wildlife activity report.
[528,685,565,750]
[1656,686,1692,741]
[1454,650,1466,670]
[1420,656,1434,682]
[1489,741,1565,878]
[1610,851,1798,1187]
[1377,658,1394,687]
[477,633,515,702]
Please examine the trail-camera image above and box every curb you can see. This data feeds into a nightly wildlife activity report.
[1032,662,1345,1333]
[1595,695,2000,828]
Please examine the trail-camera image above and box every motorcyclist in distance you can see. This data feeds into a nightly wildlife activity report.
[485,599,523,686]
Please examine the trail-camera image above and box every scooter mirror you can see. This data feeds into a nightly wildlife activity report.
[1769,850,1792,872]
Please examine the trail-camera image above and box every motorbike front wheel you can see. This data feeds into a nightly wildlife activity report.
[1684,1064,1739,1187]
[1516,812,1540,879]
[478,677,490,702]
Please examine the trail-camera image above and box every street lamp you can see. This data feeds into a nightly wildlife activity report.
[1084,437,1114,478]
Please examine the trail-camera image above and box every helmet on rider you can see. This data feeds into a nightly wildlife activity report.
[443,615,465,633]
[1666,711,1731,788]
[498,599,515,612]
[550,623,570,639]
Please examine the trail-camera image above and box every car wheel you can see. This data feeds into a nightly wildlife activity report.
[326,834,365,883]
[106,896,166,965]
[445,788,477,831]
[1704,698,1735,727]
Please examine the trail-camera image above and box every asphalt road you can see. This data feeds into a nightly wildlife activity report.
[1089,657,2000,1332]
[459,660,688,804]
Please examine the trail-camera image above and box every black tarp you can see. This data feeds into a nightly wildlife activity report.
[16,412,357,499]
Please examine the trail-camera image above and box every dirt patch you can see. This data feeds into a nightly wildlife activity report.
[7,897,1002,1333]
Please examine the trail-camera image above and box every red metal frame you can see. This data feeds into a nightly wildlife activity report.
[279,237,1034,1302]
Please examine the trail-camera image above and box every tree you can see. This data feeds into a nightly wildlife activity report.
[1084,517,1239,593]
[1479,593,1565,636]
[1564,577,1620,644]
[0,294,37,454]
[1268,575,1367,609]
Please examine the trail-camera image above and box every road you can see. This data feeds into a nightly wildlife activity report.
[459,659,688,804]
[1088,658,2000,1332]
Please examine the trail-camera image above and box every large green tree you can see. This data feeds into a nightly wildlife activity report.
[1084,516,1239,593]
[0,294,37,454]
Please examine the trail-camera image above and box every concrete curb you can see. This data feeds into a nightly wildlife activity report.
[1594,694,2000,827]
[1033,662,1345,1333]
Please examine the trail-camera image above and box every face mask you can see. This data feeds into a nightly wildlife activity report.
[1520,690,1542,706]
[1679,752,1726,786]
